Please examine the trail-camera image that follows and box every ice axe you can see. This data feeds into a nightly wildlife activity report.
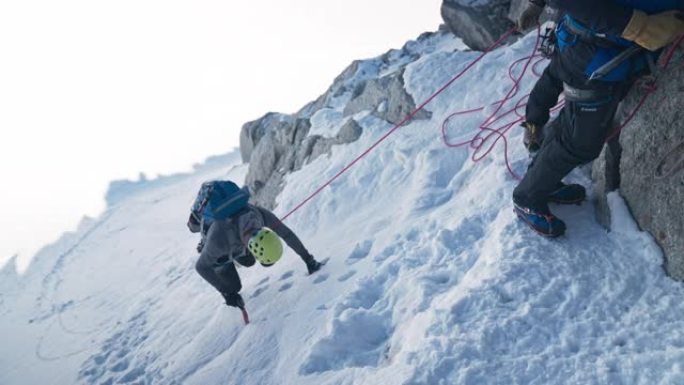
[239,305,250,325]
[588,45,644,82]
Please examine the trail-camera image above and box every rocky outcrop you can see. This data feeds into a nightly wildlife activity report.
[240,34,434,208]
[593,47,684,280]
[507,0,528,23]
[440,0,513,51]
[441,0,559,51]
[241,115,310,208]
[508,0,558,26]
[343,70,431,125]
[241,115,365,209]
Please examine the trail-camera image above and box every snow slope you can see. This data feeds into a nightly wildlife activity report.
[3,31,684,385]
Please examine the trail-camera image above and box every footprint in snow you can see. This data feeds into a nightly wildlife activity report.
[299,309,391,374]
[110,359,129,372]
[257,277,270,286]
[280,271,294,281]
[279,283,293,292]
[251,286,268,299]
[346,240,373,265]
[313,274,329,284]
[119,366,145,383]
[338,270,357,282]
[373,245,396,263]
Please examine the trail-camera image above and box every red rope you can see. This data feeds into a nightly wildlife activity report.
[440,26,545,180]
[279,27,684,222]
[279,28,519,221]
[442,31,684,177]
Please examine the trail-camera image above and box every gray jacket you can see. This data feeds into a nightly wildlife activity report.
[198,205,265,267]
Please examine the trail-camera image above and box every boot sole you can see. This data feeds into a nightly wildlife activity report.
[513,209,565,238]
[548,197,585,205]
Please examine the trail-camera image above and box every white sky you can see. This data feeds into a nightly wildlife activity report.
[0,0,442,272]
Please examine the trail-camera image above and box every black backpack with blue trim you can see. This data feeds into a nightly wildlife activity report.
[187,180,251,235]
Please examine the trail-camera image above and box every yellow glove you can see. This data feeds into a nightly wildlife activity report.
[517,3,544,32]
[622,10,684,51]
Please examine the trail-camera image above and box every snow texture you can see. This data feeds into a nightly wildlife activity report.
[2,31,684,385]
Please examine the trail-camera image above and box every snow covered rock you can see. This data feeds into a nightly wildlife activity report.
[241,114,308,208]
[593,47,684,281]
[343,70,431,124]
[242,35,437,208]
[241,113,364,209]
[507,0,528,23]
[239,112,296,164]
[507,0,558,26]
[441,0,562,51]
[440,0,513,51]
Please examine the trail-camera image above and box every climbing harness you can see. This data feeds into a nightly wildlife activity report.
[539,23,557,59]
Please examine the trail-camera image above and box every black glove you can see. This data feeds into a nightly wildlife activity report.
[305,259,323,275]
[522,122,542,153]
[221,292,245,308]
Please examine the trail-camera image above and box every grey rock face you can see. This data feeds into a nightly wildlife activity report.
[244,117,364,209]
[593,48,684,280]
[337,119,363,144]
[440,0,561,51]
[441,0,513,51]
[240,113,296,164]
[244,117,311,208]
[343,70,431,124]
[507,0,528,23]
[297,61,363,120]
[241,31,440,209]
[507,0,558,26]
[591,138,622,229]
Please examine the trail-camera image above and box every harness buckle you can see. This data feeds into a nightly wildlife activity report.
[539,23,557,59]
[563,83,613,102]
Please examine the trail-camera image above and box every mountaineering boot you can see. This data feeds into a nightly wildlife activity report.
[513,197,566,237]
[548,183,586,205]
[305,258,324,275]
[522,122,543,153]
[221,292,245,308]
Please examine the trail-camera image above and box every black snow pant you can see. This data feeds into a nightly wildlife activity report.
[526,64,565,130]
[204,254,257,295]
[513,56,633,211]
[195,206,314,296]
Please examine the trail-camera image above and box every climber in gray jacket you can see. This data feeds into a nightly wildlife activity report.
[193,204,323,308]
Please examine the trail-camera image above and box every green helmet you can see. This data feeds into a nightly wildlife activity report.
[248,227,283,265]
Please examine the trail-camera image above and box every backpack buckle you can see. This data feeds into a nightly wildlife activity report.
[539,23,557,59]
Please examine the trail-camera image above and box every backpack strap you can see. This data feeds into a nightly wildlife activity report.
[213,187,250,217]
[237,205,266,245]
[561,15,630,50]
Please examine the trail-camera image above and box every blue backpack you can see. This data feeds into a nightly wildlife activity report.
[187,180,251,234]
